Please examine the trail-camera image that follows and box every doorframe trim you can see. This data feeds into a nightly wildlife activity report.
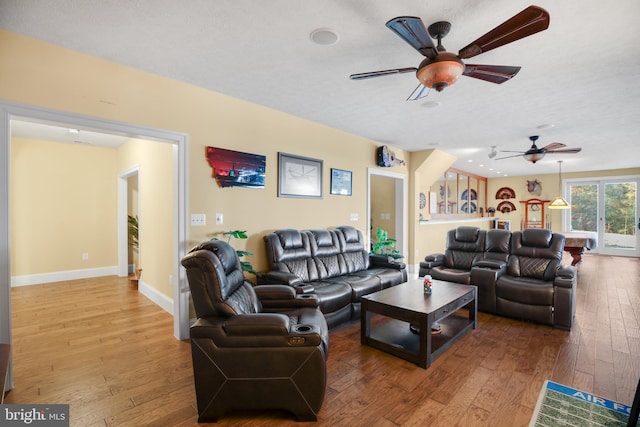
[367,168,408,262]
[0,102,191,380]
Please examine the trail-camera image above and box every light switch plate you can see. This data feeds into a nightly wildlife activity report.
[191,213,206,226]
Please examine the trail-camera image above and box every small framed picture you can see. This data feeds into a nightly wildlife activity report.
[278,152,323,198]
[330,168,352,196]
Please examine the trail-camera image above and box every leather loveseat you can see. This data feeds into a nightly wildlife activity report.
[420,227,577,330]
[262,225,408,328]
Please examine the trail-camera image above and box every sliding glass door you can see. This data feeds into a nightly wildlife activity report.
[603,180,637,254]
[566,177,639,257]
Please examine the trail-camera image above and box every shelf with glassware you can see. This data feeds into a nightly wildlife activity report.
[427,168,488,220]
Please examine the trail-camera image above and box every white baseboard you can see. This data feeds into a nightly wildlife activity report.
[11,268,175,317]
[11,266,119,287]
[138,279,174,315]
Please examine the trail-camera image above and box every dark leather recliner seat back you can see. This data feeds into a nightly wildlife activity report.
[335,225,370,273]
[484,229,511,263]
[183,240,261,318]
[308,229,346,279]
[507,229,565,280]
[443,226,486,270]
[264,229,317,281]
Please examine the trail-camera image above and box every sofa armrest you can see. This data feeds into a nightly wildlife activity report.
[255,285,320,309]
[190,315,323,347]
[475,259,507,270]
[261,271,315,294]
[424,253,444,265]
[369,254,406,270]
[554,265,577,288]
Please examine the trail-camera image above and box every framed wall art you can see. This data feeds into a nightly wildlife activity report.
[206,146,266,188]
[330,168,352,196]
[278,152,323,198]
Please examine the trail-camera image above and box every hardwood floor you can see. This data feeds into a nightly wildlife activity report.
[5,253,639,426]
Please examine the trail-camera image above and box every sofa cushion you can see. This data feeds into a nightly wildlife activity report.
[496,276,554,305]
[430,266,473,285]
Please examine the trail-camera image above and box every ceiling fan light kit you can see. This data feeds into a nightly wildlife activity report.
[417,53,465,92]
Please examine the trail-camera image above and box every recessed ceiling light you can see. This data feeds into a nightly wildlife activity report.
[310,28,339,45]
[422,101,441,109]
[69,129,80,134]
[536,123,555,130]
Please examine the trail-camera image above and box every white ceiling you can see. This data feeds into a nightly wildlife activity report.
[2,0,639,177]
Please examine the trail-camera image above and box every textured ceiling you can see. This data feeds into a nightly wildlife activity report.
[2,0,639,177]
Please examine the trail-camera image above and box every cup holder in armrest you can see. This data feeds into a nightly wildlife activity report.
[293,324,314,333]
[298,294,314,299]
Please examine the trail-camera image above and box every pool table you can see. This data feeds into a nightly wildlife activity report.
[562,232,597,266]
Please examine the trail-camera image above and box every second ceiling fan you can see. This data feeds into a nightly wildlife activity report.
[495,135,582,163]
[350,5,550,100]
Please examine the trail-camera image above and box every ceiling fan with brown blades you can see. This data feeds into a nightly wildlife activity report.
[349,5,550,100]
[495,135,582,163]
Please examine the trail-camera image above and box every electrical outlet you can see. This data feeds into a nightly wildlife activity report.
[215,213,223,225]
[350,213,358,221]
[191,213,206,226]
[82,253,89,261]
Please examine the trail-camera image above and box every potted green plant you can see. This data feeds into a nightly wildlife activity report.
[370,227,403,261]
[127,214,142,288]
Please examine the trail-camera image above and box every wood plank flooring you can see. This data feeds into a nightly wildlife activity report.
[5,253,640,426]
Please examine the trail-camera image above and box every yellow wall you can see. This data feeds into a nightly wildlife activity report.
[10,138,118,275]
[0,30,409,295]
[118,138,175,297]
[370,175,396,240]
[10,135,176,297]
[488,167,640,232]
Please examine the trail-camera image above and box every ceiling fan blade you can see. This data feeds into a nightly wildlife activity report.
[540,142,566,151]
[498,150,527,154]
[407,84,430,101]
[349,67,417,80]
[463,64,521,84]
[386,16,437,57]
[458,6,550,59]
[546,148,582,154]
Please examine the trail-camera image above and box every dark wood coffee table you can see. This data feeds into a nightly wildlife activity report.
[361,279,477,369]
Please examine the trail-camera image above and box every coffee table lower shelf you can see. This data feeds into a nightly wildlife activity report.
[364,312,474,368]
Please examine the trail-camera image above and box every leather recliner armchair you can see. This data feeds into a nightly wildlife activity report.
[181,240,329,422]
[419,226,486,284]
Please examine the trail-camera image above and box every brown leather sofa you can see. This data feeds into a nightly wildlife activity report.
[262,225,408,328]
[181,239,329,422]
[420,227,577,330]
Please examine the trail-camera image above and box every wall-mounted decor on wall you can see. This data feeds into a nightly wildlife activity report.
[497,200,517,213]
[376,145,405,167]
[278,152,323,198]
[206,146,266,188]
[330,168,352,196]
[495,187,516,199]
[527,179,542,196]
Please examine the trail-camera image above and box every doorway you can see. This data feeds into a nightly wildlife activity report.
[367,168,407,263]
[0,101,190,390]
